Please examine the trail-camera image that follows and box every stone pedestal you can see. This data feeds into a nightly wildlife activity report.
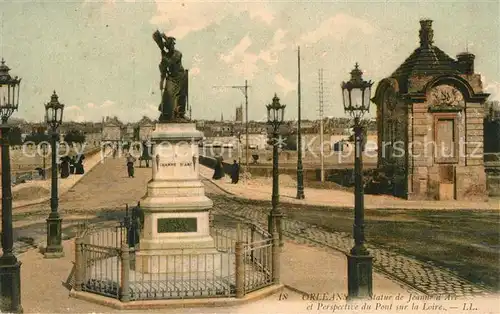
[136,123,217,273]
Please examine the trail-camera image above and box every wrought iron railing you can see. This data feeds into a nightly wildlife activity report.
[128,250,235,300]
[73,220,279,302]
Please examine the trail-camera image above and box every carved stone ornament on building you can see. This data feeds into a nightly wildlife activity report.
[384,88,398,111]
[428,85,465,111]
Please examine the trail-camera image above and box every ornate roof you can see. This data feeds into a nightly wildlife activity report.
[391,46,460,79]
[391,20,460,81]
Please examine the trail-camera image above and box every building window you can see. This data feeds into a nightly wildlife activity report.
[434,114,459,164]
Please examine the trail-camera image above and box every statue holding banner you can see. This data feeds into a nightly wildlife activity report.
[153,30,189,122]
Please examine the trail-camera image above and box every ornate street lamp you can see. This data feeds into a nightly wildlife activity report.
[296,46,305,199]
[0,58,22,313]
[44,91,65,258]
[340,63,373,299]
[266,93,285,246]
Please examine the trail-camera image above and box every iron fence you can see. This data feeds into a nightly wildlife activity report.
[128,250,235,300]
[73,220,279,302]
[242,237,273,293]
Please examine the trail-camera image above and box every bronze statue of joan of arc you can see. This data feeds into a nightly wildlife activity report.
[153,30,189,122]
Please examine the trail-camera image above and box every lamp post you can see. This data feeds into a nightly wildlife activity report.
[266,94,285,246]
[341,63,373,299]
[44,91,65,258]
[0,58,22,313]
[296,46,305,199]
[42,142,47,180]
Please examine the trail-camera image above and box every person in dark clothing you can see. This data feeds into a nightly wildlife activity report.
[231,160,240,184]
[127,154,136,178]
[212,155,224,180]
[75,154,85,175]
[69,156,76,174]
[60,156,70,178]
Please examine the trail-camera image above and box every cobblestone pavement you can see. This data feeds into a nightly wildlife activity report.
[209,194,494,298]
[10,161,494,299]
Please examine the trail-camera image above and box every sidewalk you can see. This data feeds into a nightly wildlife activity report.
[199,165,499,210]
[11,148,108,208]
[17,237,409,313]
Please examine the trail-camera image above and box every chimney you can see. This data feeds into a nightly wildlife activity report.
[456,52,475,75]
[419,19,434,48]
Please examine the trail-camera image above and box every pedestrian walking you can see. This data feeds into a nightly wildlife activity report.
[75,154,85,175]
[69,156,76,174]
[126,153,136,178]
[60,156,70,179]
[212,155,224,180]
[231,160,240,184]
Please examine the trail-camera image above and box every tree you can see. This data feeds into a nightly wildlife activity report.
[64,130,86,145]
[23,131,49,145]
[485,100,500,120]
[8,127,23,146]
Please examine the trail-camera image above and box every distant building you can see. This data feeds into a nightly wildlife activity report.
[101,116,122,144]
[235,105,243,122]
[136,116,155,141]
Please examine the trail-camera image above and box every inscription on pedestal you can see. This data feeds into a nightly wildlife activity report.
[157,218,198,233]
[160,162,176,167]
[159,162,193,167]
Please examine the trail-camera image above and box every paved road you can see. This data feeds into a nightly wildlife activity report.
[209,194,494,298]
[8,157,494,298]
[14,158,151,215]
[9,158,152,254]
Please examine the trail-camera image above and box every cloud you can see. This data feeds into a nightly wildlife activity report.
[66,100,117,122]
[190,67,201,77]
[65,105,82,112]
[219,35,260,78]
[101,100,115,108]
[259,29,288,64]
[298,13,376,45]
[73,115,86,123]
[220,35,253,64]
[138,104,158,117]
[483,75,500,101]
[219,29,288,78]
[150,1,274,39]
[274,73,296,96]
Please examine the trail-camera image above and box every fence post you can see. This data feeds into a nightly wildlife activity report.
[272,231,280,284]
[120,243,131,302]
[250,224,255,262]
[235,240,245,298]
[277,214,284,247]
[74,237,84,291]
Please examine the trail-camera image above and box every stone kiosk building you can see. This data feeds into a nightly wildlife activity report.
[372,20,490,201]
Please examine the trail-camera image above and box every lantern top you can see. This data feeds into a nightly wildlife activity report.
[45,91,64,109]
[341,63,373,91]
[0,58,21,85]
[266,93,286,125]
[350,63,362,81]
[45,90,65,129]
[341,63,373,119]
[267,93,285,111]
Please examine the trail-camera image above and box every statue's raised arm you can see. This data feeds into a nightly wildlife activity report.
[152,30,166,54]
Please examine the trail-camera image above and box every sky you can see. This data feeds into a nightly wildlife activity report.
[1,0,499,123]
